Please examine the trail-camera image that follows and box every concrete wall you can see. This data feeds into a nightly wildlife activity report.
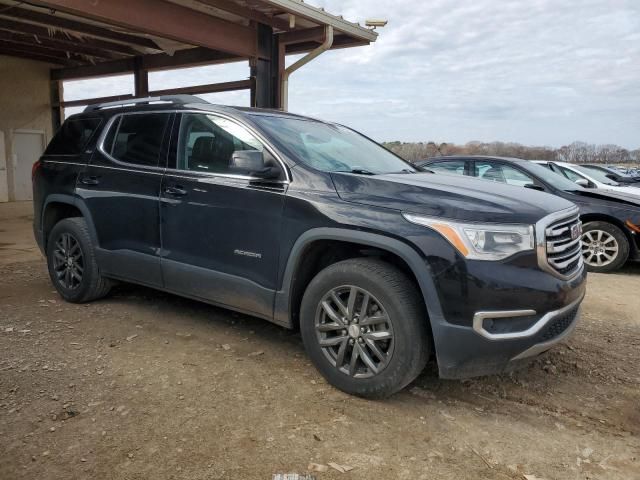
[0,55,53,202]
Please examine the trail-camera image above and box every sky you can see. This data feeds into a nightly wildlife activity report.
[65,0,640,149]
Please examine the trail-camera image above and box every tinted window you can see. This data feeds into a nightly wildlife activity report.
[103,113,170,167]
[427,160,466,175]
[475,161,535,187]
[45,118,102,155]
[176,113,267,175]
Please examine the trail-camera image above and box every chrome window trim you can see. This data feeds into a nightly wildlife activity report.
[473,290,584,341]
[96,109,291,184]
[535,205,583,280]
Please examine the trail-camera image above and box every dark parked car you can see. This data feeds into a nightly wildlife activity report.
[33,97,586,397]
[417,156,640,273]
[579,164,640,186]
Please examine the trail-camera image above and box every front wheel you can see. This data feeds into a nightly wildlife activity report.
[300,258,430,398]
[581,221,629,273]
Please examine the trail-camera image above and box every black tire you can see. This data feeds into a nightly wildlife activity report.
[46,217,112,303]
[300,258,430,398]
[581,221,629,273]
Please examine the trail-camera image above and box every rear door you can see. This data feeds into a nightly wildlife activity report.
[159,112,287,319]
[77,112,172,287]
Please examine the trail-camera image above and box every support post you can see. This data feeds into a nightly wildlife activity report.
[252,23,281,109]
[133,57,149,97]
[50,78,63,132]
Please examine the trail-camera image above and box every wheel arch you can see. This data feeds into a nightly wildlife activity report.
[580,213,633,246]
[274,228,446,340]
[42,195,99,249]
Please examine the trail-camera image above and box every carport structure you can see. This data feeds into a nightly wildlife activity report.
[0,0,378,201]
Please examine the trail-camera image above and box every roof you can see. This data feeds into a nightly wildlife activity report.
[0,0,377,76]
[70,95,328,122]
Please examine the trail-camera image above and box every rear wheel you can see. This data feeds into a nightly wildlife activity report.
[581,221,629,273]
[300,258,430,398]
[46,217,112,303]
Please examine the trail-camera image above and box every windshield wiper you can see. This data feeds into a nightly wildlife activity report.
[335,168,377,175]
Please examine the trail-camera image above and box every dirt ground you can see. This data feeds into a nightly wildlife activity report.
[1,201,638,480]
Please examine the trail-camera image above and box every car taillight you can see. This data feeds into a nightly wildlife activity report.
[32,159,42,181]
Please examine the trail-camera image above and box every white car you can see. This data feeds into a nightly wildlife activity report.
[534,161,640,199]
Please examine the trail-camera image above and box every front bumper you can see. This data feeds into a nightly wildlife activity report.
[432,266,587,379]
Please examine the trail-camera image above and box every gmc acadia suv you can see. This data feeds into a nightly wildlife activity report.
[33,96,587,397]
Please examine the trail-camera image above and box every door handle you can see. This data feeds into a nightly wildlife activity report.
[164,185,187,197]
[80,175,100,186]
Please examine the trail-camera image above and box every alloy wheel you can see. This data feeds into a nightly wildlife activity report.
[52,233,84,290]
[582,230,619,268]
[315,286,394,379]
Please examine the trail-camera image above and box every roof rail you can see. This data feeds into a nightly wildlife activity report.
[83,95,209,112]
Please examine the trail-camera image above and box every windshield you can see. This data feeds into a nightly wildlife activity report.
[521,162,586,191]
[251,115,416,174]
[572,165,621,186]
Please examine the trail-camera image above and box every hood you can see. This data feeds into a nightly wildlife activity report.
[600,185,640,197]
[565,188,640,210]
[330,172,575,224]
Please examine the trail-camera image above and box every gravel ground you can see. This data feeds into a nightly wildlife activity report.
[1,202,638,480]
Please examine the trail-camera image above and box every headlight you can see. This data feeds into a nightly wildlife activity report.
[403,213,535,261]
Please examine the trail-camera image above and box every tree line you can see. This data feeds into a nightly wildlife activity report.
[382,140,640,165]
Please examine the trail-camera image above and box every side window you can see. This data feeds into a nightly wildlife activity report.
[427,161,466,175]
[559,167,584,183]
[103,113,170,167]
[176,113,269,176]
[45,118,102,155]
[475,161,535,187]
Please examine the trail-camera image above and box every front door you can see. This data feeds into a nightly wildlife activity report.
[160,112,287,319]
[77,112,173,287]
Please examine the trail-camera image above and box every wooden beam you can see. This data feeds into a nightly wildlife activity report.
[0,45,77,66]
[196,0,291,31]
[0,30,117,60]
[150,79,252,97]
[0,6,161,50]
[285,35,369,54]
[279,26,324,45]
[28,0,258,58]
[50,80,64,132]
[57,93,135,109]
[0,17,141,56]
[133,57,149,96]
[56,80,252,108]
[51,47,242,81]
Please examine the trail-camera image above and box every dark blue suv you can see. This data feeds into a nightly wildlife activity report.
[33,96,586,397]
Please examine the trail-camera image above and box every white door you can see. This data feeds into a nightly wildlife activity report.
[11,130,46,201]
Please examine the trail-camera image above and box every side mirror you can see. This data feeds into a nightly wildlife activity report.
[574,179,590,188]
[230,150,280,179]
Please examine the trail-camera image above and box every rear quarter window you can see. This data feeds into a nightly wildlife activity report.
[45,118,102,155]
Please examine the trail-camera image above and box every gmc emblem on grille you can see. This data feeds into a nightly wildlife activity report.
[570,224,581,240]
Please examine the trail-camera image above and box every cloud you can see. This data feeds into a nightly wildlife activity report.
[64,0,640,149]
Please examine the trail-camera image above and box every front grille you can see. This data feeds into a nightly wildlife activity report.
[538,306,579,342]
[544,214,583,277]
